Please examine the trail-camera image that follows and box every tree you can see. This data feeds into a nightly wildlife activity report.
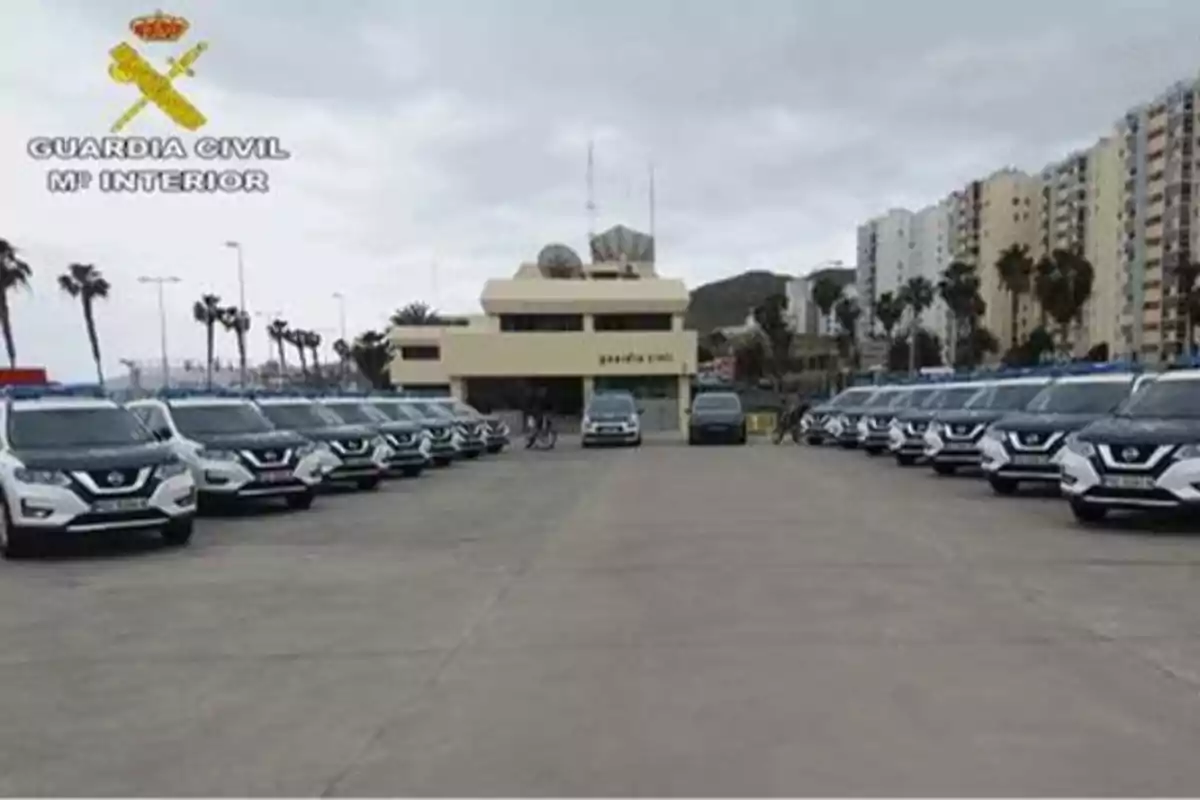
[810,276,844,327]
[1084,342,1110,362]
[898,276,935,373]
[873,291,903,341]
[1034,249,1094,356]
[938,260,984,367]
[751,292,793,390]
[1174,258,1200,358]
[304,330,323,383]
[351,330,393,389]
[389,302,442,327]
[964,326,1001,366]
[218,306,251,387]
[887,328,944,372]
[267,319,290,376]
[834,296,861,369]
[732,334,766,384]
[0,239,32,367]
[57,263,110,386]
[995,243,1035,349]
[1003,326,1056,367]
[192,294,223,389]
[285,328,309,380]
[332,337,351,384]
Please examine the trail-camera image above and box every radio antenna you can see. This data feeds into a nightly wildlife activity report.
[586,139,597,244]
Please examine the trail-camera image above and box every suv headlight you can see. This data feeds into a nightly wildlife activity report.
[371,435,388,449]
[154,461,188,479]
[926,422,942,436]
[1173,443,1200,460]
[982,425,1003,443]
[197,448,238,462]
[296,441,329,458]
[1064,433,1095,458]
[13,468,70,487]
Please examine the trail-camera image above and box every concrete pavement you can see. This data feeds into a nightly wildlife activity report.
[3,440,1200,794]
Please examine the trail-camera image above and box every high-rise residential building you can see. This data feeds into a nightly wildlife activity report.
[1117,78,1197,363]
[975,169,1041,350]
[1038,138,1127,357]
[786,263,857,337]
[856,209,912,337]
[909,201,953,345]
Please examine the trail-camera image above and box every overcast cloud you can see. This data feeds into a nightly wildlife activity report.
[3,0,1200,380]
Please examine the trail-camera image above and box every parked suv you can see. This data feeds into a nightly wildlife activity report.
[1,386,196,558]
[317,396,431,478]
[582,392,642,447]
[127,392,325,511]
[688,391,747,445]
[370,397,459,467]
[1059,368,1200,524]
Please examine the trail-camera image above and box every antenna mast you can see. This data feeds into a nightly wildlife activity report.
[648,161,656,242]
[586,140,597,243]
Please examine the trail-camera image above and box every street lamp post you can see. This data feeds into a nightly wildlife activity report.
[137,275,181,389]
[224,241,248,386]
[332,292,347,386]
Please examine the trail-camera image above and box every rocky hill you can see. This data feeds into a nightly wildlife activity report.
[684,270,791,333]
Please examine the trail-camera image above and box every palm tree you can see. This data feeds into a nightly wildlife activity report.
[0,239,33,367]
[304,330,323,384]
[834,297,861,369]
[872,291,903,341]
[56,263,111,386]
[267,319,290,379]
[285,328,309,380]
[218,306,251,387]
[938,260,983,366]
[994,243,1035,350]
[390,302,442,327]
[751,293,793,390]
[1034,249,1094,357]
[191,294,223,389]
[810,276,844,332]
[332,337,351,384]
[1174,257,1200,358]
[351,329,393,389]
[898,276,935,374]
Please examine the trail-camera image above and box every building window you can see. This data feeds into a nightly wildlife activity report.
[399,345,440,360]
[498,314,584,332]
[592,313,673,331]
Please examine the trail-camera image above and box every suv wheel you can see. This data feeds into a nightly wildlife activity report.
[988,476,1019,496]
[0,501,33,560]
[401,466,423,478]
[933,463,957,476]
[286,490,316,510]
[356,475,382,491]
[161,518,194,547]
[895,454,916,466]
[1070,500,1108,524]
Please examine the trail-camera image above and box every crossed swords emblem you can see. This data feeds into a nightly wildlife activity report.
[108,39,209,133]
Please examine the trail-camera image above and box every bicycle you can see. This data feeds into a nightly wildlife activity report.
[524,414,558,450]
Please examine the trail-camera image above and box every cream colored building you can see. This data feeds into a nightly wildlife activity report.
[972,169,1041,350]
[1082,137,1123,355]
[388,227,698,433]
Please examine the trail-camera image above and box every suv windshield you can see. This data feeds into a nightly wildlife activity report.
[444,401,481,417]
[588,396,636,415]
[897,389,934,409]
[412,402,455,420]
[694,393,741,411]
[1025,379,1134,414]
[172,403,275,436]
[256,402,339,430]
[928,387,984,410]
[1118,378,1200,419]
[864,390,897,408]
[965,382,1048,411]
[323,402,387,425]
[372,401,421,423]
[9,406,155,449]
[829,389,871,408]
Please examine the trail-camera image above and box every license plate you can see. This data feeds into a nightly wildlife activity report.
[1102,475,1156,490]
[706,425,730,432]
[1012,454,1051,466]
[93,497,148,512]
[599,426,620,433]
[343,458,373,467]
[260,469,294,483]
[943,443,974,451]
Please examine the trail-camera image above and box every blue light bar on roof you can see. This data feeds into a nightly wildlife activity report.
[1,383,107,400]
[157,387,248,399]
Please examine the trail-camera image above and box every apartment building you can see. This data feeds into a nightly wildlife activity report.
[909,201,953,345]
[975,169,1041,349]
[1117,79,1197,363]
[786,264,857,336]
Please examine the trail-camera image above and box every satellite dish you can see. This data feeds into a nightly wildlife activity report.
[591,225,654,263]
[537,243,583,270]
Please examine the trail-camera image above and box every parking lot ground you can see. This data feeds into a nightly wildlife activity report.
[5,439,1200,794]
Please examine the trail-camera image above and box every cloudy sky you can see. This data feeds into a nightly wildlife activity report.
[3,0,1200,380]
